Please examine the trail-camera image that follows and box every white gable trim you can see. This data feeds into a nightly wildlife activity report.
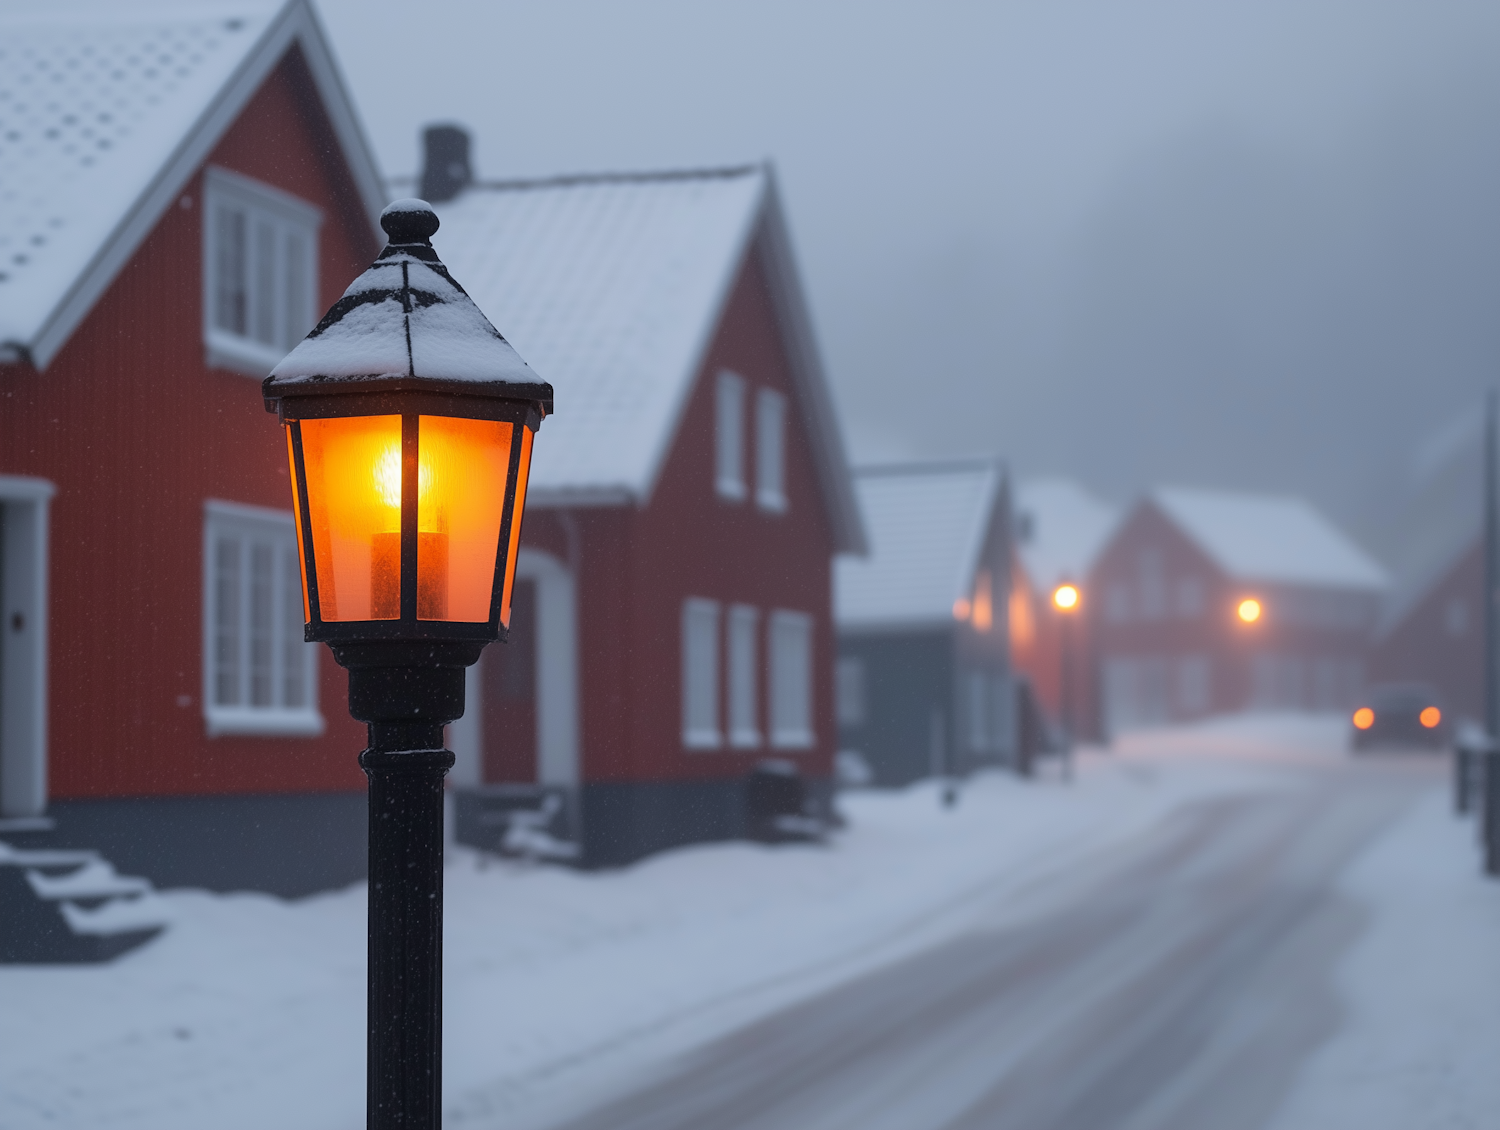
[23,0,385,372]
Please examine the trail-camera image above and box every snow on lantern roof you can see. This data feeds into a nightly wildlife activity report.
[1013,478,1120,592]
[426,165,866,554]
[266,200,548,399]
[836,460,1006,630]
[1150,486,1389,591]
[0,0,385,369]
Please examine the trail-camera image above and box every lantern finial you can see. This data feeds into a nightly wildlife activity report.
[380,198,440,245]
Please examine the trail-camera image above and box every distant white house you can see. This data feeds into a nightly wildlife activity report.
[1089,487,1388,735]
[834,460,1012,785]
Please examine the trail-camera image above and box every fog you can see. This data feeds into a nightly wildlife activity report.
[319,0,1500,545]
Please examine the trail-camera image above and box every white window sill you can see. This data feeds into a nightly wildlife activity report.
[770,730,814,750]
[729,729,762,749]
[716,480,747,502]
[683,730,724,751]
[206,708,326,738]
[205,330,288,380]
[756,490,787,514]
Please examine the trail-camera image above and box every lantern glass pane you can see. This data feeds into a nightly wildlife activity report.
[500,424,535,629]
[283,424,311,623]
[417,415,513,622]
[299,414,404,621]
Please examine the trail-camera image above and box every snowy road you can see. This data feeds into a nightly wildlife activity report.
[547,761,1426,1130]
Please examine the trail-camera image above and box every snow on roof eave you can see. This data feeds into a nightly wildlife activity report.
[21,0,387,372]
[1142,492,1389,592]
[952,466,1005,602]
[753,171,867,556]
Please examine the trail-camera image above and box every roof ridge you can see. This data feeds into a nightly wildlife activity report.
[855,457,1004,478]
[387,164,764,194]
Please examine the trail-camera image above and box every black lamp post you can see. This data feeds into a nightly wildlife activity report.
[262,199,552,1129]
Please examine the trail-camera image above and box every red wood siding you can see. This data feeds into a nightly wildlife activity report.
[1370,540,1483,721]
[0,48,379,800]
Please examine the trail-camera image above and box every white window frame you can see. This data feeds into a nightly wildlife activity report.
[835,655,865,728]
[202,500,323,737]
[682,598,722,749]
[755,387,787,513]
[769,609,814,749]
[727,604,761,748]
[715,370,747,501]
[202,166,322,379]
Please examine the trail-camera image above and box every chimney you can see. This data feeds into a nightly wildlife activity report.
[419,124,472,203]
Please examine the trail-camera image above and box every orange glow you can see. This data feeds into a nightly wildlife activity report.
[953,597,971,621]
[1352,707,1374,730]
[1008,585,1035,649]
[418,416,512,622]
[1052,583,1080,612]
[1420,706,1442,729]
[499,424,534,628]
[1237,598,1262,624]
[972,570,993,632]
[295,414,515,623]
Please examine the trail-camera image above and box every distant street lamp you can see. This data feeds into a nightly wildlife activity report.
[1236,597,1262,624]
[262,199,551,1130]
[1051,581,1081,779]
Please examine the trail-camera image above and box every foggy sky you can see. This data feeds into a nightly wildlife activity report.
[319,0,1500,551]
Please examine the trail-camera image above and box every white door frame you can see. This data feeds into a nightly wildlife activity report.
[0,475,56,819]
[450,548,579,788]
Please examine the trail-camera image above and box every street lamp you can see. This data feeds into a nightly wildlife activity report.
[1236,597,1262,624]
[262,199,552,1130]
[1051,581,1081,779]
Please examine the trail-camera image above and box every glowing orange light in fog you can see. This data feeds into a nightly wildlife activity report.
[1237,598,1262,624]
[1052,583,1080,611]
[1420,706,1442,729]
[1352,707,1374,730]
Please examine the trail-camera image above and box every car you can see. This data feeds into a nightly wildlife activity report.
[1350,682,1449,751]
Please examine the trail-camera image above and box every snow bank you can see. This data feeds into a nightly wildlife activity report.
[1268,785,1500,1130]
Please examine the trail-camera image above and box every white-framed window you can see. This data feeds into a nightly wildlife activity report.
[835,656,865,727]
[682,598,722,748]
[727,604,761,748]
[202,166,321,379]
[203,500,322,737]
[755,387,787,513]
[769,610,814,749]
[716,370,747,501]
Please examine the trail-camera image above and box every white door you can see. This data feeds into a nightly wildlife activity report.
[449,548,579,788]
[0,476,55,820]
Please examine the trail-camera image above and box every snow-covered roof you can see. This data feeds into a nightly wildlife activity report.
[1150,486,1388,591]
[428,167,865,553]
[1013,478,1119,592]
[835,460,1005,629]
[0,0,385,369]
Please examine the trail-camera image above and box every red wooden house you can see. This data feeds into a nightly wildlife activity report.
[0,0,387,894]
[1089,487,1388,737]
[417,136,866,866]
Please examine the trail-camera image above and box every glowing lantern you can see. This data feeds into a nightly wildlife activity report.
[1052,583,1080,612]
[1352,707,1375,730]
[1420,706,1442,729]
[264,200,550,676]
[1237,597,1262,624]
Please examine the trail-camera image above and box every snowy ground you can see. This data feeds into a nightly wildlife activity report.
[1,713,1495,1129]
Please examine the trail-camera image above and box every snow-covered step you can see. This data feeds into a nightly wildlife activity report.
[0,840,169,963]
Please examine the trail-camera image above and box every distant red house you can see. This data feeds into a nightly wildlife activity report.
[0,1,387,893]
[419,137,866,865]
[1370,536,1483,722]
[1089,488,1388,738]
